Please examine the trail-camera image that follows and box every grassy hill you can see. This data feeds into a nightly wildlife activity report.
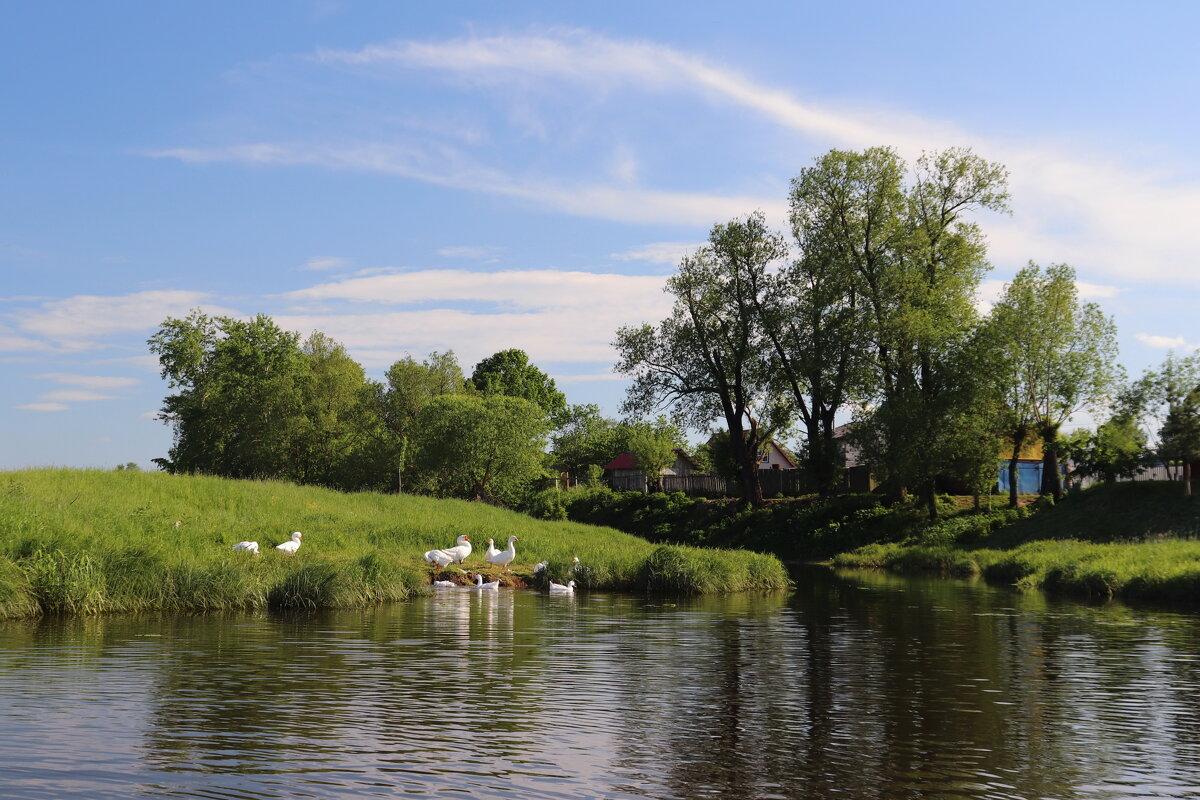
[0,469,788,618]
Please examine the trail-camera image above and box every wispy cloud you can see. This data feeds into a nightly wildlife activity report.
[276,268,673,369]
[15,290,237,350]
[437,245,502,259]
[313,30,1200,286]
[611,241,703,266]
[18,403,68,412]
[39,389,116,403]
[153,141,781,226]
[36,373,141,390]
[1136,333,1200,351]
[299,256,349,271]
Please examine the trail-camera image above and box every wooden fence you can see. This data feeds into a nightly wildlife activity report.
[607,469,822,497]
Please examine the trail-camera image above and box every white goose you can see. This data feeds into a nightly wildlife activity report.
[533,561,548,574]
[471,573,500,590]
[231,541,259,555]
[548,579,576,595]
[483,538,500,561]
[275,532,302,554]
[432,579,456,588]
[424,535,472,566]
[486,535,518,571]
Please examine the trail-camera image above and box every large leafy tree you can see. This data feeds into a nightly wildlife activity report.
[295,332,372,489]
[471,348,568,425]
[1159,386,1200,494]
[757,158,875,496]
[986,263,1120,500]
[149,312,310,479]
[1129,351,1200,479]
[806,146,1009,518]
[615,213,789,506]
[364,351,472,491]
[412,394,551,504]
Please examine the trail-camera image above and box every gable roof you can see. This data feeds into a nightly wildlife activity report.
[603,452,638,470]
[765,440,798,468]
[603,449,700,472]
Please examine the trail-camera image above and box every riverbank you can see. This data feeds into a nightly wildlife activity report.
[0,469,789,618]
[550,481,1200,604]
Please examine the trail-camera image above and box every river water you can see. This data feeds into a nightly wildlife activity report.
[1,567,1199,799]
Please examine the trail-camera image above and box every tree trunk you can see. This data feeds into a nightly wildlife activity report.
[1185,461,1192,497]
[1040,427,1063,501]
[923,480,939,521]
[1008,426,1026,509]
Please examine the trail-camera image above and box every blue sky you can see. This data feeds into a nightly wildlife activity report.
[3,2,1199,469]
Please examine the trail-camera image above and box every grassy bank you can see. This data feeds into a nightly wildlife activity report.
[832,482,1200,603]
[0,469,789,618]
[546,482,1200,605]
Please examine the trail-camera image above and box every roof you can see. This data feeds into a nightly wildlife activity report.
[603,449,700,471]
[765,440,798,468]
[603,452,638,470]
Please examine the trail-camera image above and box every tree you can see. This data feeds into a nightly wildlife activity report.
[986,263,1120,501]
[615,213,789,506]
[749,169,871,497]
[471,349,568,425]
[295,332,371,489]
[1129,351,1200,478]
[805,146,1009,518]
[148,311,310,479]
[1159,386,1200,494]
[627,424,678,493]
[365,351,472,491]
[550,404,622,479]
[411,394,551,504]
[1063,412,1147,488]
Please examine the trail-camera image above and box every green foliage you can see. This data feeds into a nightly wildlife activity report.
[470,348,567,424]
[412,394,552,504]
[1159,385,1200,464]
[1063,414,1147,485]
[615,212,790,506]
[0,469,789,618]
[627,423,678,492]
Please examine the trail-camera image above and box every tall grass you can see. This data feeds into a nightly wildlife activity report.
[0,469,789,618]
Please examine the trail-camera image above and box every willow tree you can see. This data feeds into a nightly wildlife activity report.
[987,263,1119,500]
[614,212,788,506]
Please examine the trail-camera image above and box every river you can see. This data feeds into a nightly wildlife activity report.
[1,567,1198,799]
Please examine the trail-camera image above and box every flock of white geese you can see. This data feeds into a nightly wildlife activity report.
[229,531,577,594]
[424,534,578,594]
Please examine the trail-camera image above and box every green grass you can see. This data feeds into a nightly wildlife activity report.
[0,469,790,618]
[832,482,1200,604]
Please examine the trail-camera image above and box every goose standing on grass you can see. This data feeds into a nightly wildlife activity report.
[571,556,581,571]
[424,535,471,566]
[487,535,518,571]
[231,541,259,555]
[483,538,500,561]
[471,573,500,591]
[549,579,576,595]
[275,532,302,554]
[533,561,548,574]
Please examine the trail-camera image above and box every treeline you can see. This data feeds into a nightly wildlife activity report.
[613,145,1175,518]
[146,313,682,505]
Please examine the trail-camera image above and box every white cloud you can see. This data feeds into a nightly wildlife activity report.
[39,389,117,403]
[552,372,626,384]
[1075,281,1123,300]
[18,403,68,412]
[15,290,238,350]
[1136,333,1199,350]
[285,268,669,315]
[299,256,348,271]
[36,373,141,390]
[437,245,501,259]
[153,141,782,227]
[312,30,1200,286]
[611,242,703,266]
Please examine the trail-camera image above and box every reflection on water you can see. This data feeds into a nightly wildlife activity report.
[1,569,1199,799]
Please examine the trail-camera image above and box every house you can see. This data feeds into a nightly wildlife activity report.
[603,449,702,491]
[757,440,797,470]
